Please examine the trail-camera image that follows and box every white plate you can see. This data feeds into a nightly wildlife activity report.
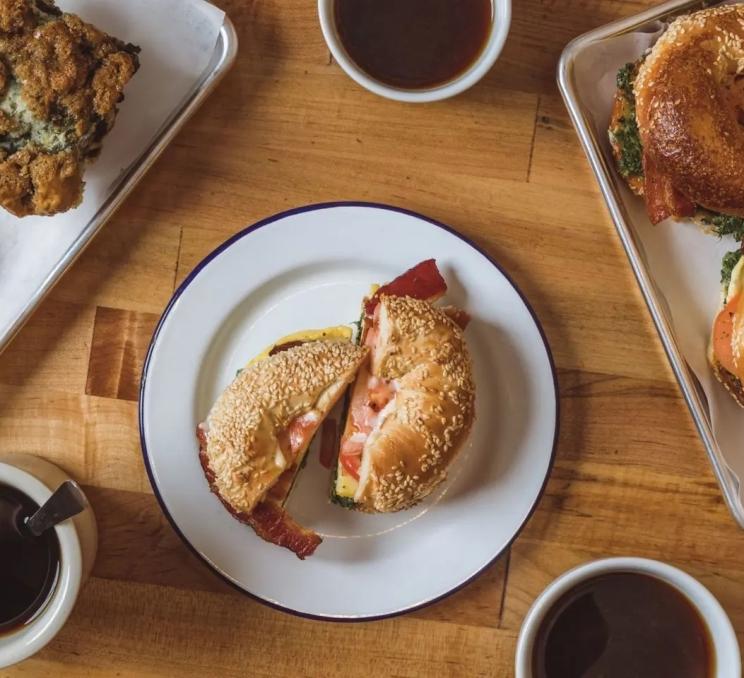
[139,202,558,620]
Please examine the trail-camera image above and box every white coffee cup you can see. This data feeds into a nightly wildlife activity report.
[0,454,97,669]
[317,0,512,103]
[515,557,741,677]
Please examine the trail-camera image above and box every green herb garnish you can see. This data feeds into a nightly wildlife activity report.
[702,213,744,242]
[722,250,743,286]
[610,62,644,179]
[613,116,643,178]
[616,62,636,99]
[330,491,356,509]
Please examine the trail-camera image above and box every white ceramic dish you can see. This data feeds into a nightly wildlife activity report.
[317,0,512,103]
[0,454,97,668]
[139,202,558,620]
[515,558,741,677]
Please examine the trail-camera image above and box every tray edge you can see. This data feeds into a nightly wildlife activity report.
[557,1,744,526]
[0,14,239,356]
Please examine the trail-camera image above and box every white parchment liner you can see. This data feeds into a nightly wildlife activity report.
[0,0,225,344]
[572,10,744,510]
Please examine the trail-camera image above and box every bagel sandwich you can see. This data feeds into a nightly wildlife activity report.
[198,334,367,558]
[332,260,475,513]
[709,249,744,407]
[609,5,744,232]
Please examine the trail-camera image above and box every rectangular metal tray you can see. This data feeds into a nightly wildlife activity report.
[0,16,238,354]
[557,0,744,527]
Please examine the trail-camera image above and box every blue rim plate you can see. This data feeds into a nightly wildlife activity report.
[139,202,559,621]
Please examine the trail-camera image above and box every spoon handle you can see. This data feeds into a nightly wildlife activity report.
[26,480,88,537]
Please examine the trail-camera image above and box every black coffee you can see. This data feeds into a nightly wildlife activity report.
[334,0,493,90]
[0,484,60,632]
[532,572,714,678]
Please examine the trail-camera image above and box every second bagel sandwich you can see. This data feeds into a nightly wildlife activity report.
[609,5,744,228]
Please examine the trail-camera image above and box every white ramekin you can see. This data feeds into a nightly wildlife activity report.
[317,0,512,103]
[515,557,741,678]
[0,454,97,669]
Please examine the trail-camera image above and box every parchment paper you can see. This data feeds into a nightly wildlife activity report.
[0,0,225,345]
[573,13,744,509]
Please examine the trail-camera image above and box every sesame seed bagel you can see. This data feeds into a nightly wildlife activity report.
[201,340,368,516]
[634,5,744,216]
[354,295,475,513]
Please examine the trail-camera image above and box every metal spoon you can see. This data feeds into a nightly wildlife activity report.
[0,480,88,541]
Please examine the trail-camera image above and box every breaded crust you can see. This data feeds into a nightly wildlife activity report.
[201,340,368,515]
[354,296,475,513]
[0,0,139,216]
[634,6,744,216]
[709,350,744,408]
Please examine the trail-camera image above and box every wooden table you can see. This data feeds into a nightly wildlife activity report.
[2,0,743,675]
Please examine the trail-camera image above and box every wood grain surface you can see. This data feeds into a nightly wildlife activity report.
[2,0,743,676]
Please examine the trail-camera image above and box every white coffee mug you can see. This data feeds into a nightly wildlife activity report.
[515,557,741,677]
[317,0,512,103]
[0,454,97,669]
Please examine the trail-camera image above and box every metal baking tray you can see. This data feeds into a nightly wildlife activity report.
[557,0,744,526]
[0,16,238,355]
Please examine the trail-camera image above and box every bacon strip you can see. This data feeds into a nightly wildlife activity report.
[244,501,321,560]
[364,259,447,316]
[442,306,471,331]
[197,426,322,560]
[319,418,337,469]
[268,340,305,356]
[642,152,695,225]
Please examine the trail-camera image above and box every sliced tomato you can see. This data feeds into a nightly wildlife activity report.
[340,450,361,481]
[364,259,447,316]
[319,418,337,469]
[714,295,740,377]
[278,412,319,465]
[347,366,376,435]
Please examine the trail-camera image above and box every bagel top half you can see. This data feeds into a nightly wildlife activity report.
[354,295,475,513]
[634,5,744,216]
[200,340,367,515]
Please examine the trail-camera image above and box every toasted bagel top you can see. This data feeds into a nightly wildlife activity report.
[635,5,744,215]
[201,340,367,515]
[355,296,475,512]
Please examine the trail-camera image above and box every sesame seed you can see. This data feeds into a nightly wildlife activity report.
[202,340,367,514]
[361,295,476,512]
